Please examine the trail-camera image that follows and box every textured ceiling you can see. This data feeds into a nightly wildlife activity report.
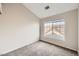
[23,3,78,18]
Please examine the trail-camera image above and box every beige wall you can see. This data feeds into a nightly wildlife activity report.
[0,3,39,55]
[41,9,78,51]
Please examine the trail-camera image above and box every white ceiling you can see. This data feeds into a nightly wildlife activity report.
[23,3,78,18]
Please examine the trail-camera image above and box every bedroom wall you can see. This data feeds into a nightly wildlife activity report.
[0,3,39,55]
[41,9,78,51]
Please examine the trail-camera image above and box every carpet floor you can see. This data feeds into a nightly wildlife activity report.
[1,41,78,56]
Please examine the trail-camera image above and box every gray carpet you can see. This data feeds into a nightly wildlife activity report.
[1,41,77,56]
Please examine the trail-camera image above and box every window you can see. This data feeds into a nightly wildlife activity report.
[44,19,65,41]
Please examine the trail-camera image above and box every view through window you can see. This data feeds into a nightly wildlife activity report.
[44,19,65,41]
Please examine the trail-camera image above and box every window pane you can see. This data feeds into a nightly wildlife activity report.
[44,19,65,41]
[44,22,52,37]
